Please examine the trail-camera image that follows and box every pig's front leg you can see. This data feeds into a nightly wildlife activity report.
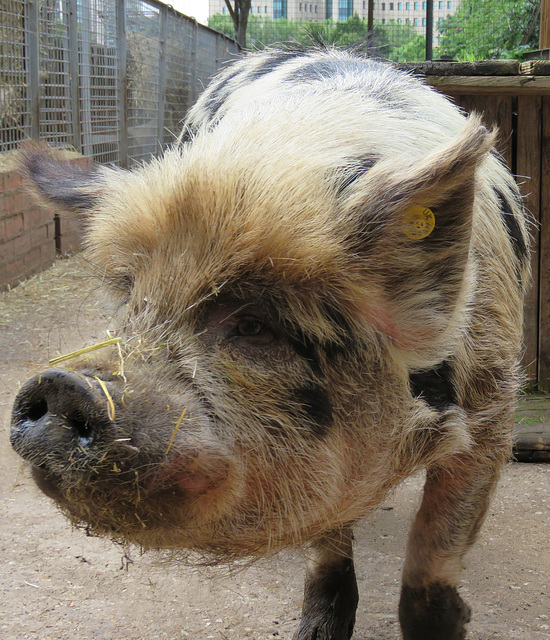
[399,454,502,640]
[293,526,358,640]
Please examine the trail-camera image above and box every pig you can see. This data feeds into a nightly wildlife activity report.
[10,45,530,640]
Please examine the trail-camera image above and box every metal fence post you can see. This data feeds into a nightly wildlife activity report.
[67,0,81,152]
[117,0,128,167]
[157,6,168,153]
[27,0,40,140]
[425,0,433,61]
[190,19,198,106]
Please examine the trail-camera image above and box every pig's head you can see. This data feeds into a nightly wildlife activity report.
[10,113,493,559]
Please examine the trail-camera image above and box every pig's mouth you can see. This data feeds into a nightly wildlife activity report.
[10,368,233,545]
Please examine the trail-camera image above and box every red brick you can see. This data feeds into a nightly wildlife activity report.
[1,171,23,193]
[31,223,52,246]
[0,237,15,262]
[1,193,15,215]
[40,241,56,264]
[3,213,24,240]
[23,206,50,230]
[11,191,27,215]
[0,258,25,290]
[11,232,32,257]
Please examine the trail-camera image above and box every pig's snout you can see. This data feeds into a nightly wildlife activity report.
[10,369,113,466]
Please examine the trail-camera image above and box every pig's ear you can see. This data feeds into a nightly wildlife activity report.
[18,145,104,218]
[345,116,495,368]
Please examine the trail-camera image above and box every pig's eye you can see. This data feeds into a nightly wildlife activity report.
[237,317,263,336]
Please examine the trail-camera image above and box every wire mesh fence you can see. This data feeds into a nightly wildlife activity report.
[0,0,239,166]
[208,0,543,63]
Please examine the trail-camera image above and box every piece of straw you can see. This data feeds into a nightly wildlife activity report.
[49,337,122,366]
[165,408,187,455]
[94,376,116,421]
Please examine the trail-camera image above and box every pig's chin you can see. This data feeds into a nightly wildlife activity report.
[28,458,242,553]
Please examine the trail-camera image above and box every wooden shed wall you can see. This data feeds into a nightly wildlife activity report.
[419,68,550,389]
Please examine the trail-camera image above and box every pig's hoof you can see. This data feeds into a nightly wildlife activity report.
[292,612,355,640]
[399,582,471,640]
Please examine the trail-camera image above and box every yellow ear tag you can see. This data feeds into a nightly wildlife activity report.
[403,206,435,239]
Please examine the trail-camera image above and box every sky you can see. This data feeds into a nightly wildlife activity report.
[169,0,210,25]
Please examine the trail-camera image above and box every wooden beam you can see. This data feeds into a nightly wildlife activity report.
[541,0,550,50]
[426,75,550,95]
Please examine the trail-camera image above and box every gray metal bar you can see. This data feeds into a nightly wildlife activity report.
[27,0,40,140]
[67,0,81,151]
[80,0,93,157]
[426,0,434,61]
[157,6,168,152]
[190,18,198,106]
[117,0,128,168]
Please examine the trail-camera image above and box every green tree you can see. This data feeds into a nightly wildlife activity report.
[208,13,427,61]
[223,0,251,48]
[438,0,540,60]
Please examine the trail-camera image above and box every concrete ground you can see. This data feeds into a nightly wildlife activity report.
[1,256,549,640]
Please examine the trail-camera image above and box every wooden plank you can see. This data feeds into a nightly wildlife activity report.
[494,95,514,168]
[541,0,550,49]
[444,94,513,165]
[426,75,550,95]
[399,60,521,76]
[538,96,550,390]
[517,96,542,383]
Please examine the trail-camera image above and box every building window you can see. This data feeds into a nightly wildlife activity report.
[397,18,401,23]
[413,17,418,25]
[273,0,287,18]
[222,6,226,13]
[422,17,426,25]
[326,0,332,19]
[439,1,443,7]
[390,2,394,9]
[414,1,418,8]
[422,1,426,8]
[398,1,402,8]
[382,2,385,9]
[406,17,410,23]
[447,0,451,7]
[338,0,353,21]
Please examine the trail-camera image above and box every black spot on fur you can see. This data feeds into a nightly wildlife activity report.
[201,67,244,121]
[291,383,333,436]
[336,156,378,195]
[320,303,358,359]
[246,49,305,80]
[289,332,324,377]
[399,583,471,640]
[24,153,99,212]
[288,57,385,84]
[296,553,358,640]
[495,188,529,284]
[409,360,456,411]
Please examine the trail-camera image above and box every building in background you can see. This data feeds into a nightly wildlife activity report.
[208,0,460,27]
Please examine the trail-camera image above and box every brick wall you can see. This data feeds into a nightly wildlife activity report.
[0,153,91,291]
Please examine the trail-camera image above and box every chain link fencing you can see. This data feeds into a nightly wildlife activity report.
[208,0,543,63]
[0,0,239,166]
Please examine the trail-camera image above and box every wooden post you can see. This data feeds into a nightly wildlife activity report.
[538,96,550,390]
[541,0,550,49]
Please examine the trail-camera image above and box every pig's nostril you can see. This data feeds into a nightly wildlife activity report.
[27,398,48,422]
[68,411,93,443]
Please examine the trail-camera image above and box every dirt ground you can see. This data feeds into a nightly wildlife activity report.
[1,256,549,640]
